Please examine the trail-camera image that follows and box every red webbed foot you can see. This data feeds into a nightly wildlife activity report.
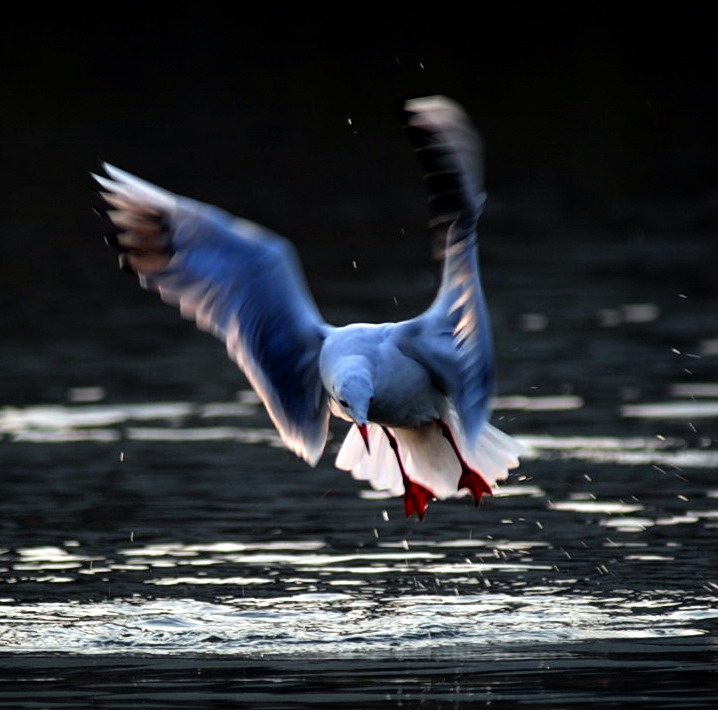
[458,469,492,506]
[381,425,436,520]
[437,419,493,506]
[402,475,435,520]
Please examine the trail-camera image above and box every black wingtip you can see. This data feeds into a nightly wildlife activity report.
[118,253,134,273]
[92,206,111,222]
[104,233,126,253]
[89,160,108,183]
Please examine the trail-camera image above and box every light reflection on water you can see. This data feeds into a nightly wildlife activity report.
[2,513,717,657]
[1,588,713,657]
[2,395,716,471]
[2,384,717,660]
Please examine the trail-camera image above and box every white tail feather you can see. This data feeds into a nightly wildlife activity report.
[336,424,404,495]
[335,419,526,500]
[396,425,462,498]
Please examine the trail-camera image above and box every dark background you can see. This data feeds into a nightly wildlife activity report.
[2,4,716,355]
[2,10,718,701]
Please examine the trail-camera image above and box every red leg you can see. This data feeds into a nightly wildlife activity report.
[437,419,492,506]
[381,426,434,520]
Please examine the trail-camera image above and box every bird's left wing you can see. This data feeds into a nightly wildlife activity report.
[93,163,331,465]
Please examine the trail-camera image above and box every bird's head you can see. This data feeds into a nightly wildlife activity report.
[334,372,374,453]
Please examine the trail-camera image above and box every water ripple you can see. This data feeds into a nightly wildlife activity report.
[0,589,712,656]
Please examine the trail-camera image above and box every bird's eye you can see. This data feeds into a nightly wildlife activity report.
[339,399,348,407]
[369,396,375,402]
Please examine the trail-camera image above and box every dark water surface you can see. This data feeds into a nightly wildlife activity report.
[2,205,718,707]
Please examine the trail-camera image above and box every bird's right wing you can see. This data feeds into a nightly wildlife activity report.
[398,95,493,446]
[93,164,331,465]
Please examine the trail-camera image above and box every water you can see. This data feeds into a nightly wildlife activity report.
[2,202,718,706]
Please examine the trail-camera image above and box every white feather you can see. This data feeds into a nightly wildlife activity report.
[335,416,526,501]
[101,163,178,212]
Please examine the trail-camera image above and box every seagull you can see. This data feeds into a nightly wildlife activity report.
[92,95,527,519]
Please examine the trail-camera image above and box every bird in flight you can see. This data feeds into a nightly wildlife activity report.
[93,95,526,519]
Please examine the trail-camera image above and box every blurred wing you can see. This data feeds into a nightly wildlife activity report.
[94,163,331,465]
[399,95,493,445]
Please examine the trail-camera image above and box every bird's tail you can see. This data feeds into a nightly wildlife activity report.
[335,416,526,517]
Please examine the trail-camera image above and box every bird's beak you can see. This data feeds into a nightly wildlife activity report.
[357,423,371,454]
